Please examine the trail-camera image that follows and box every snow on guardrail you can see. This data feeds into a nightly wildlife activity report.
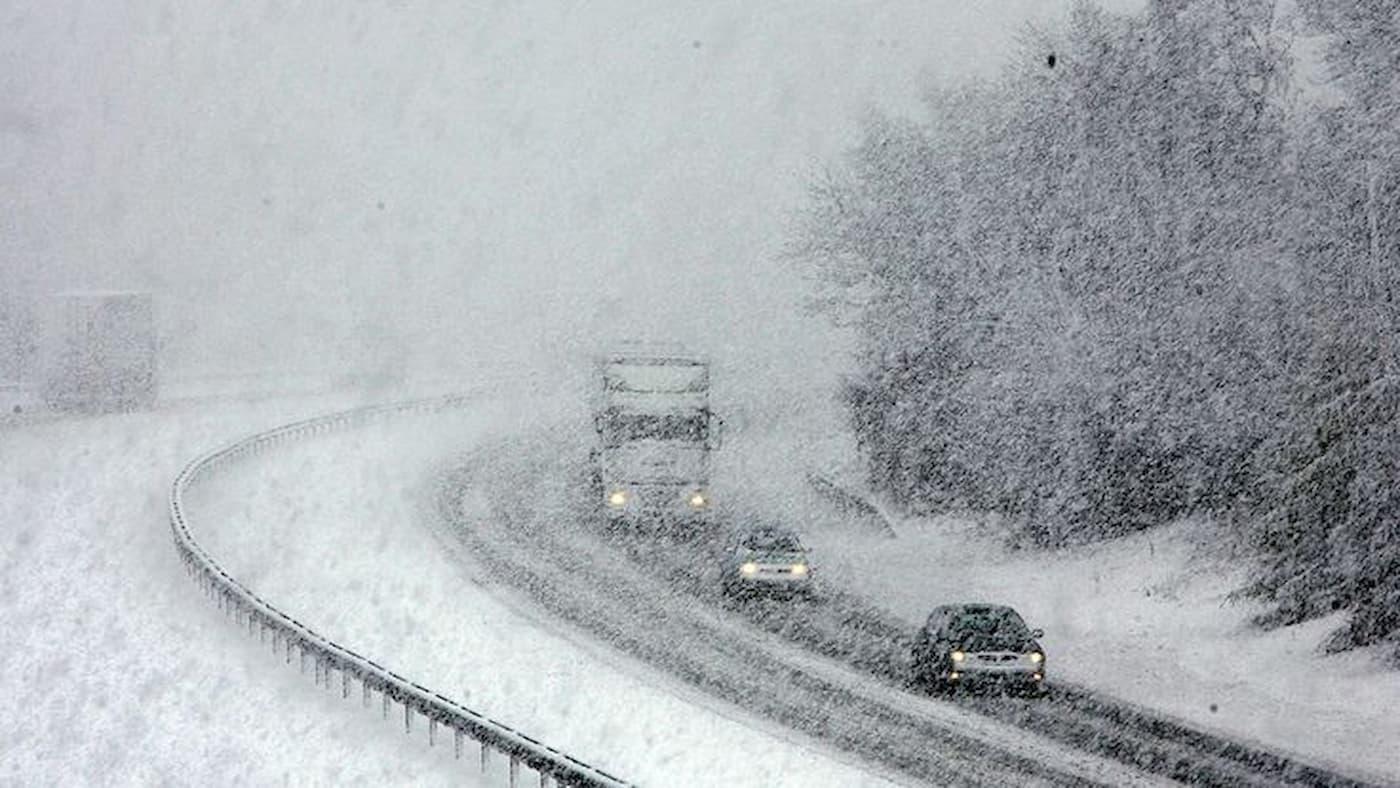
[804,468,899,538]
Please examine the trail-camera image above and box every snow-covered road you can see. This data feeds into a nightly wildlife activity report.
[179,393,901,787]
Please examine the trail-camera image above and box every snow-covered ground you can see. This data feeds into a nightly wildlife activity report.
[2,389,902,786]
[0,389,502,786]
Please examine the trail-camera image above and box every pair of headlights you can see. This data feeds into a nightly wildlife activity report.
[606,490,707,508]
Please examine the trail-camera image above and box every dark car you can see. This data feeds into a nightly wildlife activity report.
[910,603,1047,695]
[718,524,814,599]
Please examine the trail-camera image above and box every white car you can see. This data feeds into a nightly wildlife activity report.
[718,525,814,598]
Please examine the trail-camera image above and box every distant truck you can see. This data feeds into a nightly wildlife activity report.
[591,347,722,530]
[39,290,158,412]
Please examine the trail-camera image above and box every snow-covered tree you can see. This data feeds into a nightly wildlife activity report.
[1240,0,1400,659]
[795,0,1296,545]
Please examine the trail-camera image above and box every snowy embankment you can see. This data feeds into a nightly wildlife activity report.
[767,426,1400,785]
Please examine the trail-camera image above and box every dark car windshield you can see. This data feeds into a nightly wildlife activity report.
[945,607,1032,648]
[741,530,803,553]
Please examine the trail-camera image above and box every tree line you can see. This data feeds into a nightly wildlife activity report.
[792,0,1400,657]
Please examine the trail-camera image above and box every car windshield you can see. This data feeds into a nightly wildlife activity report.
[945,607,1032,647]
[741,530,803,553]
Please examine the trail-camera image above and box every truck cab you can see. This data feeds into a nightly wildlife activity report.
[592,349,722,531]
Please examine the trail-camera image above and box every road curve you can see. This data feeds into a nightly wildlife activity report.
[435,429,1381,788]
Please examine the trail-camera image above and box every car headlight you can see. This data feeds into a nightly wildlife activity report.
[607,490,627,507]
[740,561,759,576]
[790,563,808,576]
[1028,651,1044,664]
[950,650,966,663]
[688,492,706,508]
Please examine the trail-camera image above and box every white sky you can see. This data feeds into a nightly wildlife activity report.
[3,0,1143,395]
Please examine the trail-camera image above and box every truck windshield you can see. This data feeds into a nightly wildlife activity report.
[604,363,707,393]
[602,412,708,444]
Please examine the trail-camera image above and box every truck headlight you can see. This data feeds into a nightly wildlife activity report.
[1028,651,1044,664]
[950,650,966,663]
[740,561,759,576]
[688,492,706,508]
[790,563,808,576]
[607,490,627,507]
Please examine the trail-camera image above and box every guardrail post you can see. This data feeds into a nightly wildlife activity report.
[509,756,519,788]
[454,728,463,759]
[404,703,411,734]
[428,717,437,747]
[539,773,550,788]
[480,742,488,772]
[363,679,372,707]
[300,647,308,674]
[382,691,391,720]
[342,669,350,699]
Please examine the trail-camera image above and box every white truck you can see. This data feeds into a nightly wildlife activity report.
[591,348,722,530]
[38,290,158,412]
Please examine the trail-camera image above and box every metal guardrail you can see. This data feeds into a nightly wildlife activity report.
[804,469,899,538]
[168,392,632,788]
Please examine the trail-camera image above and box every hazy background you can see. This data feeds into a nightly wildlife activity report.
[2,0,1141,404]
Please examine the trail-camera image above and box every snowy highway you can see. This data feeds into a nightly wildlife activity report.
[447,433,1152,786]
[447,423,1381,787]
[179,390,903,787]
